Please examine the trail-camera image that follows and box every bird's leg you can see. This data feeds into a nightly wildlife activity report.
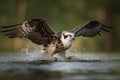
[61,51,67,61]
[46,43,56,61]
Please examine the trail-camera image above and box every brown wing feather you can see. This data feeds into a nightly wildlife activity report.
[0,19,56,46]
[71,20,113,37]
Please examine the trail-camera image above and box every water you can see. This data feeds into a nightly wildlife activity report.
[0,49,120,80]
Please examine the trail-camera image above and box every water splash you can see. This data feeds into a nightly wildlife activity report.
[20,47,50,61]
[20,48,79,61]
[0,47,120,62]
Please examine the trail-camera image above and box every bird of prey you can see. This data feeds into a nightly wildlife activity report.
[0,19,113,60]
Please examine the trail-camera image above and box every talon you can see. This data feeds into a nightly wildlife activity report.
[67,56,73,60]
[50,57,57,61]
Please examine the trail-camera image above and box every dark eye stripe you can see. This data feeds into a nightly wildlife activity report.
[64,35,68,39]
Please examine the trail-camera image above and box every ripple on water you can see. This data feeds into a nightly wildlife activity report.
[0,49,120,80]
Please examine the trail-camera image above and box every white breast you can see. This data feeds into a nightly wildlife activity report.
[61,39,72,48]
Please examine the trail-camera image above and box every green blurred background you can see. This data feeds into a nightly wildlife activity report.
[0,0,120,53]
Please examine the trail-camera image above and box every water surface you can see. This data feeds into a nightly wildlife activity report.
[0,50,120,80]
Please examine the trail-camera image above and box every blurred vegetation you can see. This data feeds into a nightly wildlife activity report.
[0,0,120,53]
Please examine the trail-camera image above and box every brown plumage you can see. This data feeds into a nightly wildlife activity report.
[0,19,113,60]
[70,20,113,37]
[0,19,57,47]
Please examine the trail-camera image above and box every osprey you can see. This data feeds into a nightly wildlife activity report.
[0,19,113,60]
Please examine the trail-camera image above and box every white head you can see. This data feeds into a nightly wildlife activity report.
[61,31,75,48]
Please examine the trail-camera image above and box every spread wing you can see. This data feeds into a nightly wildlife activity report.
[71,20,113,37]
[0,19,56,47]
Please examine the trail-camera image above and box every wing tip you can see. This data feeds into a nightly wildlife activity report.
[101,24,114,33]
[103,24,114,29]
